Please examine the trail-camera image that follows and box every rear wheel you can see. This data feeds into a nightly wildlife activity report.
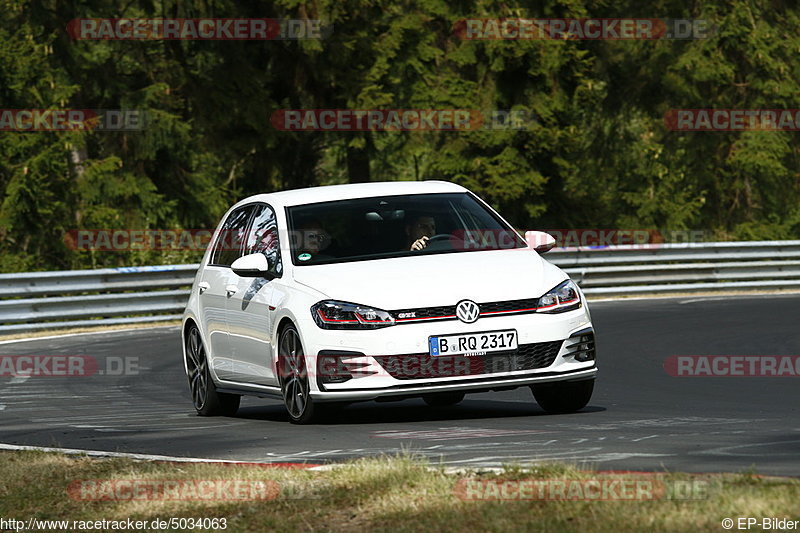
[185,325,240,416]
[278,324,321,424]
[423,391,465,407]
[531,379,594,414]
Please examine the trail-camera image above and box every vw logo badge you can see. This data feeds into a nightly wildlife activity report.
[456,300,480,324]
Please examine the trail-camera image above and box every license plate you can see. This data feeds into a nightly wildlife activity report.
[429,330,517,357]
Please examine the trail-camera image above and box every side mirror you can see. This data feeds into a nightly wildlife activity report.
[231,253,274,278]
[525,231,557,254]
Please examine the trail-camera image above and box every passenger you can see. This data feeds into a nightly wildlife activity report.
[296,218,333,261]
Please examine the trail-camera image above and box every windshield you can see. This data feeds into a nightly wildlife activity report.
[285,192,525,265]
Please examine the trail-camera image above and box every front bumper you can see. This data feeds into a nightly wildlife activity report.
[310,366,597,402]
[297,306,596,401]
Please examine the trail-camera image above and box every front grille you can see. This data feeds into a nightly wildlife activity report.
[479,298,540,314]
[391,297,541,323]
[392,305,455,320]
[373,340,562,380]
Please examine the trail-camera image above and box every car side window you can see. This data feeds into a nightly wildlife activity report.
[209,205,254,267]
[246,203,283,277]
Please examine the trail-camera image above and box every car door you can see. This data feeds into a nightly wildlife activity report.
[226,203,283,386]
[198,204,255,381]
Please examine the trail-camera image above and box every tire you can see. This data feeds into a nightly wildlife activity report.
[531,379,594,414]
[423,391,465,407]
[185,325,240,416]
[278,324,322,424]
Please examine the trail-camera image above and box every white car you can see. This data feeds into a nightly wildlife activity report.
[182,181,596,423]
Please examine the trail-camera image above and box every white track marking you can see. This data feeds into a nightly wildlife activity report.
[371,427,551,440]
[589,291,800,304]
[0,442,320,466]
[695,439,800,457]
[0,325,179,345]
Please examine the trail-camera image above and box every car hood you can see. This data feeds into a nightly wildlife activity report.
[291,249,565,309]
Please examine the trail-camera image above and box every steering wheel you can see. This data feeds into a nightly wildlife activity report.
[426,234,452,242]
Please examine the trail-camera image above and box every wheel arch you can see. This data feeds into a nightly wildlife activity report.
[181,316,220,385]
[271,315,296,378]
[180,317,199,375]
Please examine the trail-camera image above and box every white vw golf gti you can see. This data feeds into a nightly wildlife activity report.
[182,181,596,423]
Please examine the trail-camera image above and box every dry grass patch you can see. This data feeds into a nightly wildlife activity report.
[0,451,797,532]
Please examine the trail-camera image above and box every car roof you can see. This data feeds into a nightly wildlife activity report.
[233,180,468,209]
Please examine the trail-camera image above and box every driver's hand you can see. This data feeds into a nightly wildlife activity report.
[410,236,429,251]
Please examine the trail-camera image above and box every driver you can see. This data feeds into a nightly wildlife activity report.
[406,215,436,251]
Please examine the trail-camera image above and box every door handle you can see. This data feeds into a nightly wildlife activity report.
[225,284,238,296]
[198,281,210,294]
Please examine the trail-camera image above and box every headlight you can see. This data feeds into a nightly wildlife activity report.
[311,300,396,329]
[536,280,582,313]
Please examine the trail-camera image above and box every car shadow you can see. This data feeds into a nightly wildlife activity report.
[233,399,606,424]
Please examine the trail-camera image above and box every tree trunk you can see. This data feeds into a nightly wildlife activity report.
[346,134,372,183]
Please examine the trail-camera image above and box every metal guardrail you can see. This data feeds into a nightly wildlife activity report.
[1,241,798,334]
[0,265,197,334]
[549,240,800,295]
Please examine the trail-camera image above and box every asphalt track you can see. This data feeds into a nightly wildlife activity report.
[1,294,798,475]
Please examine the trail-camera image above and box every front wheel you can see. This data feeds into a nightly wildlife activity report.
[278,324,321,424]
[531,379,594,414]
[185,325,240,416]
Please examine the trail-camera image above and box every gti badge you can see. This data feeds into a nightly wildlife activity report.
[456,300,480,324]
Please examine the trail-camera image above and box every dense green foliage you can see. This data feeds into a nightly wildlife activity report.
[1,0,799,271]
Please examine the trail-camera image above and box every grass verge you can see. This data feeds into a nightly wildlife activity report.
[0,450,797,532]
